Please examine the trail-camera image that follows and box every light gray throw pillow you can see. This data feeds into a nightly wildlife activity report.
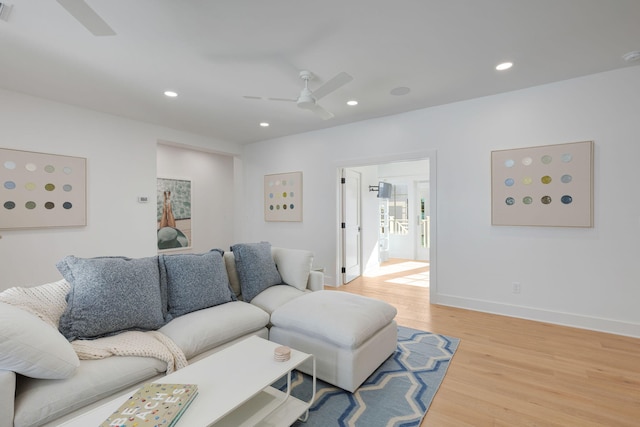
[56,256,165,341]
[160,249,236,320]
[0,302,79,379]
[231,242,282,302]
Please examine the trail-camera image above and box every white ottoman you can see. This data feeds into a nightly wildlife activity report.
[269,290,397,392]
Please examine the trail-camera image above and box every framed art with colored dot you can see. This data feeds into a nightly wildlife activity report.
[491,141,593,227]
[264,171,302,222]
[1,148,87,229]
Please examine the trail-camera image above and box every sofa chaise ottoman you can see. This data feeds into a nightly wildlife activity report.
[270,290,398,392]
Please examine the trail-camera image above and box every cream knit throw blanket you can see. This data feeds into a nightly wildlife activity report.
[0,280,188,373]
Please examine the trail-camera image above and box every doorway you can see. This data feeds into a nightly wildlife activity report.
[383,178,429,261]
[337,154,435,299]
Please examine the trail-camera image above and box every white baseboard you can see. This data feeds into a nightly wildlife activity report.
[432,294,640,339]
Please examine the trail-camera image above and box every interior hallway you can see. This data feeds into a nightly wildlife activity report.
[328,259,640,426]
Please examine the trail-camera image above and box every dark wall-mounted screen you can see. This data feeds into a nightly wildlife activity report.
[378,181,392,199]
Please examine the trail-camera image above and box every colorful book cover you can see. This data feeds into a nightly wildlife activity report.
[100,383,198,427]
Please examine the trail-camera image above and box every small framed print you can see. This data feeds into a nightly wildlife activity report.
[264,171,302,222]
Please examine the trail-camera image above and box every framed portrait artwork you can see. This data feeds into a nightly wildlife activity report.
[157,177,192,250]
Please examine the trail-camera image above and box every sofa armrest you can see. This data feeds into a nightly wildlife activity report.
[0,370,15,427]
[307,270,324,291]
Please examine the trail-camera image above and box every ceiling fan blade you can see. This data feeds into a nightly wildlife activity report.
[312,72,353,100]
[57,0,116,36]
[267,97,297,102]
[309,103,334,120]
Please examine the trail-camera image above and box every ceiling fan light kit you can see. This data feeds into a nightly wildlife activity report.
[296,89,315,109]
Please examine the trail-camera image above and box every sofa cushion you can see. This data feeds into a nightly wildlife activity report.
[0,302,79,379]
[230,242,282,302]
[14,356,165,427]
[160,249,236,320]
[270,290,398,349]
[0,370,15,424]
[159,301,269,359]
[272,247,313,291]
[250,284,308,316]
[56,255,165,340]
[223,251,242,298]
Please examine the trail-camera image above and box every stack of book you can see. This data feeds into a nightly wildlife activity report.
[100,383,198,427]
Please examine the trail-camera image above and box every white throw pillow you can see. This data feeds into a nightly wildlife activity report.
[0,302,79,379]
[271,247,313,291]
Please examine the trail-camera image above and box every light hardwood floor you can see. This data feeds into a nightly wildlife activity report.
[327,259,640,427]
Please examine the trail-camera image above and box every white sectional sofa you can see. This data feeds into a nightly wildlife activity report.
[0,243,323,427]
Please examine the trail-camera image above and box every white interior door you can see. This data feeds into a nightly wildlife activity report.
[341,168,361,283]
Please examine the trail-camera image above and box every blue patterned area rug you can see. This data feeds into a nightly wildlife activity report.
[278,326,460,427]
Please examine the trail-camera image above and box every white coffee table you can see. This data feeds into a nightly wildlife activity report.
[60,336,316,426]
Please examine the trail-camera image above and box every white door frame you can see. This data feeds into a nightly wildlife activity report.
[335,150,437,302]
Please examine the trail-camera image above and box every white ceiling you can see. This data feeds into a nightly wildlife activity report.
[1,0,639,145]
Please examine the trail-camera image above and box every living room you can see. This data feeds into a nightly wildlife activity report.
[1,1,639,425]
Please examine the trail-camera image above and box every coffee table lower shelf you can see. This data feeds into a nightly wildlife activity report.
[214,386,310,427]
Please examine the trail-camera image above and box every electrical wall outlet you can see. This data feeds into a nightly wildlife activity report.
[512,282,521,294]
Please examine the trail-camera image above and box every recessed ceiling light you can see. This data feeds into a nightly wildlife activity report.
[347,100,358,106]
[496,62,513,71]
[164,90,178,97]
[390,87,411,96]
[259,122,270,127]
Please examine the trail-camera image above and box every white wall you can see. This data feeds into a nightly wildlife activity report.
[0,89,238,288]
[156,143,235,254]
[241,66,640,337]
[2,66,638,337]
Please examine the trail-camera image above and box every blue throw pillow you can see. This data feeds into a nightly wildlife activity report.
[160,249,236,320]
[231,242,282,302]
[56,256,165,341]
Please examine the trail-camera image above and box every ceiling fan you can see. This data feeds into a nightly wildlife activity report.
[247,70,353,120]
[56,0,116,36]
